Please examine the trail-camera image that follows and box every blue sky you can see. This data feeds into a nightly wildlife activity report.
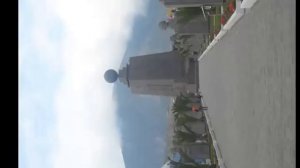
[19,0,173,168]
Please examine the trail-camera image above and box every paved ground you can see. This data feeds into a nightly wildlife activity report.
[198,1,295,168]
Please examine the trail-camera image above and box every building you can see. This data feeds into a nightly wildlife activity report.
[160,0,224,8]
[104,51,199,97]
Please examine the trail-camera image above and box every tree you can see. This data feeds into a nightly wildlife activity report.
[170,33,179,42]
[181,124,206,140]
[159,20,169,30]
[179,49,190,57]
[172,94,203,126]
[174,114,201,126]
[168,157,198,168]
[172,94,192,112]
[168,149,213,168]
[179,148,214,168]
[175,7,203,24]
[174,130,198,144]
[179,35,194,43]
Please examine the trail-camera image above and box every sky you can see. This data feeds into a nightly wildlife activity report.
[19,0,173,168]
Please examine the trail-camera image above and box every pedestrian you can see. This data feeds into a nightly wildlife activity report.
[192,105,199,112]
[192,104,207,112]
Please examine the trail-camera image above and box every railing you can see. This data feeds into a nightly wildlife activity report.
[200,97,226,168]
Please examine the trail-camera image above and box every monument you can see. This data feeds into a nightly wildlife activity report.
[160,0,223,8]
[104,51,199,97]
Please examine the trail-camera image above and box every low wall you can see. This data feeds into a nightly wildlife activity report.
[200,97,226,168]
[241,0,258,8]
[198,0,257,61]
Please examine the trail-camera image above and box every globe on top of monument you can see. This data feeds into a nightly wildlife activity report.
[104,69,118,83]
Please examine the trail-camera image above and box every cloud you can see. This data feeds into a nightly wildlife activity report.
[19,0,150,168]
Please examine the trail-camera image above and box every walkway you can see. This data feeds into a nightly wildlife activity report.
[197,0,295,168]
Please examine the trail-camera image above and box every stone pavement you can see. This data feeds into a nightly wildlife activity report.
[197,0,295,168]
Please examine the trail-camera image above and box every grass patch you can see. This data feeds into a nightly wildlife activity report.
[214,15,221,32]
[207,0,237,37]
[209,6,222,38]
[209,15,214,34]
[176,7,203,24]
[214,6,221,30]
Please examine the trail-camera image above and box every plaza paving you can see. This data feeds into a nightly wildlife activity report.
[197,0,295,168]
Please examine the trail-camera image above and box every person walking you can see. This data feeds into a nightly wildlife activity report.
[192,104,208,112]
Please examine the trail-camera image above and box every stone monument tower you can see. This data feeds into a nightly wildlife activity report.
[104,51,198,97]
[160,0,223,8]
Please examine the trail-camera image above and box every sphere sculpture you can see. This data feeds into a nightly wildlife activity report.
[104,69,118,83]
